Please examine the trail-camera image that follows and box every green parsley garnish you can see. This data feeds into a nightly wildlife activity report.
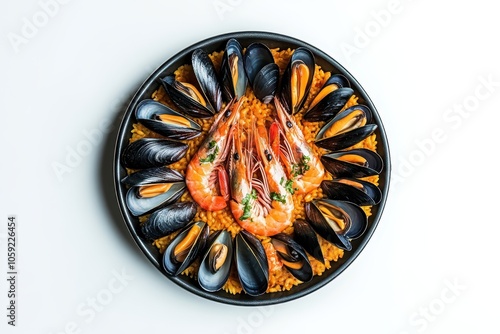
[239,189,257,220]
[270,192,286,204]
[199,140,219,164]
[302,155,311,170]
[291,155,311,177]
[285,179,295,194]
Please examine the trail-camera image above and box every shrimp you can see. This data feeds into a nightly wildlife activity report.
[272,97,325,194]
[185,99,242,211]
[229,123,293,237]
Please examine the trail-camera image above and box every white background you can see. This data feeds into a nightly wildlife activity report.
[1,0,499,333]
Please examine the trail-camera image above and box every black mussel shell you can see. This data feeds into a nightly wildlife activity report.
[293,219,324,263]
[317,104,372,137]
[198,230,233,292]
[135,99,201,140]
[244,43,279,104]
[160,75,214,118]
[235,230,269,296]
[321,148,384,178]
[316,124,377,151]
[220,38,247,101]
[121,138,188,169]
[125,181,185,216]
[141,202,197,241]
[325,74,351,89]
[271,233,313,283]
[244,43,274,86]
[163,221,209,276]
[320,199,367,240]
[121,166,183,187]
[315,104,376,151]
[303,87,354,122]
[192,48,223,113]
[252,63,279,104]
[278,47,315,114]
[305,201,351,251]
[321,179,382,206]
[305,74,351,121]
[122,166,186,216]
[305,199,368,251]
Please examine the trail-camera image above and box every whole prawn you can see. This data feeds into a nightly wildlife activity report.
[185,99,242,211]
[271,97,325,194]
[229,123,293,237]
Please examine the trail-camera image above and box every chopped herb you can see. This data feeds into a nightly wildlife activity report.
[285,179,295,194]
[199,140,219,164]
[239,189,257,220]
[270,192,286,204]
[291,155,311,177]
[302,155,311,171]
[280,177,285,186]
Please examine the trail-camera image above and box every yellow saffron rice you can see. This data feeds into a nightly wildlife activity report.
[128,48,379,294]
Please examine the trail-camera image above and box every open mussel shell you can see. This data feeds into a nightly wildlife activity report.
[278,47,315,114]
[122,166,186,216]
[163,221,209,276]
[121,166,183,186]
[235,230,269,296]
[321,148,384,178]
[220,38,247,101]
[244,43,279,104]
[293,219,324,263]
[141,202,197,241]
[198,230,233,292]
[305,199,368,251]
[271,233,313,283]
[135,99,201,140]
[160,75,215,119]
[321,178,382,206]
[316,124,377,151]
[315,105,377,151]
[121,138,188,169]
[303,88,354,122]
[303,74,354,122]
[125,181,185,216]
[192,48,223,113]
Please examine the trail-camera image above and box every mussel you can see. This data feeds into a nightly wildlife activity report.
[220,38,247,101]
[321,178,382,206]
[160,75,215,119]
[135,99,201,140]
[163,221,209,276]
[315,104,377,151]
[198,230,233,292]
[141,201,197,241]
[160,49,222,118]
[303,74,354,122]
[278,47,315,114]
[305,199,368,251]
[271,233,313,282]
[321,148,384,178]
[293,219,324,263]
[192,48,223,112]
[243,42,279,104]
[121,166,186,216]
[235,230,269,296]
[121,138,188,169]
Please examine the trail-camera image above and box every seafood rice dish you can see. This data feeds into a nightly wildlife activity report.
[119,38,383,296]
